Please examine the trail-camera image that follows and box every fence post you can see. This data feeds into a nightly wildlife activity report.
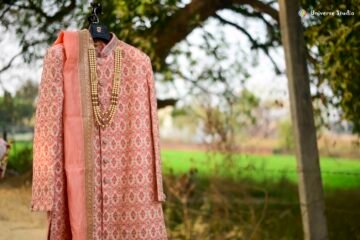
[278,1,328,239]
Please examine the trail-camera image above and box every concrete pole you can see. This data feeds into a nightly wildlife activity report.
[278,1,328,239]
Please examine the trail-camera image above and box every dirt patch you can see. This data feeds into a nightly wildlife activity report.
[0,176,47,240]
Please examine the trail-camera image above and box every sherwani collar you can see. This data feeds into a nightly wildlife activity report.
[87,30,119,58]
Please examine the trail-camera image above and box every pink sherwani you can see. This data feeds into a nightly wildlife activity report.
[30,29,168,240]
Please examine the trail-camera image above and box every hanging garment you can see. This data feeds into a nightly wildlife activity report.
[30,28,168,240]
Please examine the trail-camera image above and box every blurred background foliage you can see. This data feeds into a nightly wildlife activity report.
[0,0,359,137]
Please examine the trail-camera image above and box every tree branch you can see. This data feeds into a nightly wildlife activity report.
[214,13,281,74]
[0,4,11,20]
[215,13,258,46]
[152,0,279,64]
[7,0,76,24]
[158,99,178,109]
[232,0,278,22]
[0,51,22,74]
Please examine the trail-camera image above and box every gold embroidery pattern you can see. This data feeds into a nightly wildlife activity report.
[79,29,95,240]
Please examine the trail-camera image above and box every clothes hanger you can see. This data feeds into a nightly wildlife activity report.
[87,2,111,44]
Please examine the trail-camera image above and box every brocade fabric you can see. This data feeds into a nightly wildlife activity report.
[31,29,168,240]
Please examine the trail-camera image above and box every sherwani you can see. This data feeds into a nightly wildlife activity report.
[30,29,168,240]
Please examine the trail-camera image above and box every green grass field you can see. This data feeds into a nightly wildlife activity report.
[6,141,360,239]
[8,141,360,189]
[162,149,360,190]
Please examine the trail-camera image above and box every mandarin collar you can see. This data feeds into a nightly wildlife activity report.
[100,32,118,57]
[89,31,119,58]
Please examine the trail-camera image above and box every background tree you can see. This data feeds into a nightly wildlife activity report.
[0,80,37,138]
[301,0,360,135]
[0,91,15,139]
[0,0,359,136]
[13,79,38,126]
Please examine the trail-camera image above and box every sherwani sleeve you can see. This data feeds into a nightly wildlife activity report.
[145,56,167,202]
[31,45,65,211]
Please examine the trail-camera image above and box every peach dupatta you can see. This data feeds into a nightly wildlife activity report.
[52,29,94,240]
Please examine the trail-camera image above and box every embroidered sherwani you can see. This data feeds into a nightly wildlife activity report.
[30,29,168,240]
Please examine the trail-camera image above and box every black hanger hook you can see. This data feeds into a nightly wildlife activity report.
[88,2,102,24]
[87,2,111,43]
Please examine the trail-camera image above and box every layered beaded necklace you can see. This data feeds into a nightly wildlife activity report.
[88,43,122,128]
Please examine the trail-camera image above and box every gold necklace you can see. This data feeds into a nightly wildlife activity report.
[88,45,122,128]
